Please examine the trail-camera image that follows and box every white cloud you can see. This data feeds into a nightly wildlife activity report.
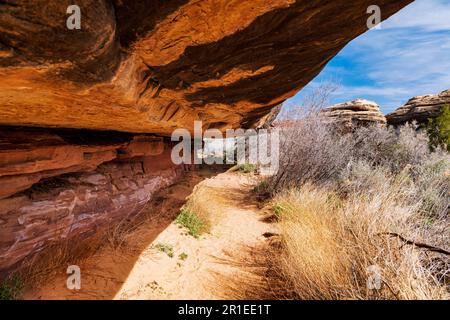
[288,0,450,114]
[383,0,450,31]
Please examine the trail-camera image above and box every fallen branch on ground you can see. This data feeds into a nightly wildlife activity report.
[379,232,450,256]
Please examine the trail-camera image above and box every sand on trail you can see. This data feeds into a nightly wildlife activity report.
[25,170,276,300]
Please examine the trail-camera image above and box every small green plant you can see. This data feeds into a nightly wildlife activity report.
[178,253,188,261]
[154,243,174,258]
[424,105,450,151]
[176,208,206,238]
[236,163,257,173]
[0,275,24,300]
[423,216,435,228]
[273,203,285,219]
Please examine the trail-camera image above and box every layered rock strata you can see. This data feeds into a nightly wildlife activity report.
[0,128,182,273]
[386,89,450,125]
[320,99,386,130]
[0,1,412,134]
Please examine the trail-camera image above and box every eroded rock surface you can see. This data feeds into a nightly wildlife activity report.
[386,89,450,125]
[0,127,183,273]
[0,0,412,134]
[0,143,183,272]
[320,99,386,130]
[0,127,164,199]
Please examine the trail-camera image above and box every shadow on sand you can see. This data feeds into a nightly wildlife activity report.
[23,167,224,300]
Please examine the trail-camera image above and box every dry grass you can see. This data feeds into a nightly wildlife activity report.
[105,208,150,250]
[15,200,158,292]
[272,180,449,300]
[208,243,294,300]
[16,232,107,292]
[262,98,449,300]
[176,184,226,237]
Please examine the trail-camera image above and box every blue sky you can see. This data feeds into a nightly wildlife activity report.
[285,0,450,115]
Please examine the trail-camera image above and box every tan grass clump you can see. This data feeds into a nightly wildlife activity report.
[273,180,449,300]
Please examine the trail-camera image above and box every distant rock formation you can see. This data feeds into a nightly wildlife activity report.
[320,99,387,130]
[254,104,283,130]
[386,89,450,125]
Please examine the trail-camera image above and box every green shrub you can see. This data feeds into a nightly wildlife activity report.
[236,163,257,173]
[0,275,24,300]
[273,203,285,219]
[424,105,450,151]
[176,209,207,238]
[253,179,269,195]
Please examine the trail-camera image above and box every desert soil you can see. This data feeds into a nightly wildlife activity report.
[24,170,276,300]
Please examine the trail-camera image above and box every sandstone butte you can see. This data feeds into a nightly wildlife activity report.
[0,1,412,274]
[320,99,387,130]
[387,89,450,125]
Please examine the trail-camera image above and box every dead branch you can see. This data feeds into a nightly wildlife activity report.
[379,232,450,256]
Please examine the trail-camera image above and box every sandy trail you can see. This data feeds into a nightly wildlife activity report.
[25,170,275,300]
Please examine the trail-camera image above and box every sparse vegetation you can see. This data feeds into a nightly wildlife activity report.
[253,179,272,201]
[0,275,24,300]
[178,253,188,261]
[259,107,450,300]
[424,105,450,151]
[176,208,207,238]
[155,243,174,258]
[233,163,257,173]
[272,204,285,219]
[175,184,225,238]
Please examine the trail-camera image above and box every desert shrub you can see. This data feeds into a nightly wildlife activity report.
[268,112,449,196]
[410,152,450,218]
[176,208,207,238]
[269,117,354,191]
[272,181,449,300]
[351,123,432,173]
[237,163,257,173]
[264,106,449,299]
[424,105,450,151]
[253,179,269,195]
[154,243,174,258]
[230,163,257,174]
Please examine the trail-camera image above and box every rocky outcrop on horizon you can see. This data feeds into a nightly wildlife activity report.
[386,89,450,125]
[320,99,387,130]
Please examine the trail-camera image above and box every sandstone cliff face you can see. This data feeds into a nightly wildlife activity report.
[0,128,164,199]
[386,89,450,125]
[0,0,411,134]
[0,158,182,271]
[320,99,387,130]
[0,128,182,273]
